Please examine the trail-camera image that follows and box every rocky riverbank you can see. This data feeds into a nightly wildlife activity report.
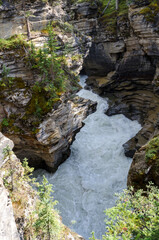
[68,0,159,188]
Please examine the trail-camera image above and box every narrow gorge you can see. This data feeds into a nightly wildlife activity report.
[0,0,159,239]
[34,75,141,239]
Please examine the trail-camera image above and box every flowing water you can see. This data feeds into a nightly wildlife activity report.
[34,75,141,239]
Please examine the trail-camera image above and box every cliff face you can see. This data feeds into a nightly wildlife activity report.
[67,0,159,188]
[0,0,159,194]
[0,133,19,240]
[0,178,20,240]
[0,0,97,171]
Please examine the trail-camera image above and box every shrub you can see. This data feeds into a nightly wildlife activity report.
[91,183,159,240]
[0,34,28,51]
[26,24,67,118]
[140,0,159,24]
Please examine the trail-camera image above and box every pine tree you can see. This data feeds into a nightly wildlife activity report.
[34,176,62,240]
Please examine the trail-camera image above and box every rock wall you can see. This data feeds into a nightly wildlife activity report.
[68,0,159,188]
[5,97,96,171]
[0,0,97,171]
[0,0,159,187]
[0,178,20,240]
[0,0,91,73]
[0,133,20,240]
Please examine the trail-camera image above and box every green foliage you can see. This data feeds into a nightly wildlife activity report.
[2,150,63,239]
[2,148,37,192]
[1,118,9,127]
[22,157,35,183]
[0,114,23,134]
[145,135,159,164]
[62,21,74,33]
[99,0,128,35]
[1,65,10,78]
[90,183,159,240]
[2,146,14,191]
[34,176,62,240]
[26,24,67,118]
[2,145,11,159]
[2,151,36,192]
[140,0,159,23]
[0,34,28,51]
[0,65,14,88]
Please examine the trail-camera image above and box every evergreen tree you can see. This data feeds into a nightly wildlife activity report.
[34,176,62,240]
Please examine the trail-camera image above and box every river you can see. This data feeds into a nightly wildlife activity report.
[34,75,141,239]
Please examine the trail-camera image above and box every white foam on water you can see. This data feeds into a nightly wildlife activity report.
[34,75,141,239]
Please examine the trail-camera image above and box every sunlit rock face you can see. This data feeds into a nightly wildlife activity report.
[0,133,19,240]
[0,178,20,240]
[0,0,67,39]
[0,0,91,74]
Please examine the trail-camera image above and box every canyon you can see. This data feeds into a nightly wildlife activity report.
[0,0,159,239]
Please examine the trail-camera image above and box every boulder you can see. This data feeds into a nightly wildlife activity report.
[127,134,159,190]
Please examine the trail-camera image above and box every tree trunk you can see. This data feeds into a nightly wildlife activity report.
[26,17,31,40]
[48,219,51,240]
[116,0,119,10]
[50,57,55,82]
[101,0,112,15]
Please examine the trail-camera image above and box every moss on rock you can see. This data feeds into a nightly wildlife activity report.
[145,135,159,165]
[99,0,129,36]
[0,35,28,51]
[140,0,159,24]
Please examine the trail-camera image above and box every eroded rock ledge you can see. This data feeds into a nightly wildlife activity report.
[6,96,96,171]
[0,0,96,171]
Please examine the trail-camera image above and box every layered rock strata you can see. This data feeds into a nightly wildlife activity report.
[0,0,96,171]
[0,0,91,74]
[68,1,159,188]
[5,97,96,171]
[0,45,96,171]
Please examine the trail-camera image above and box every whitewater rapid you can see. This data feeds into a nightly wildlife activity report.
[34,75,141,239]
